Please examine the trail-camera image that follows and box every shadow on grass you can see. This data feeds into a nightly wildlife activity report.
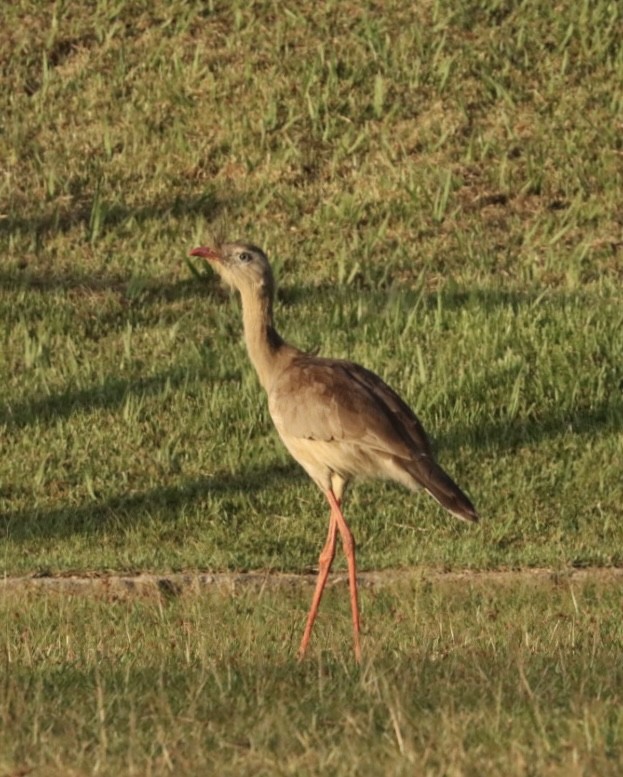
[3,340,621,454]
[2,463,302,543]
[0,266,219,303]
[0,186,224,301]
[0,253,223,321]
[437,394,623,453]
[279,280,600,315]
[3,243,604,307]
[0,188,221,240]
[0,364,238,431]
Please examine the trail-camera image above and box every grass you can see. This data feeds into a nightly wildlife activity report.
[2,576,623,776]
[1,0,622,772]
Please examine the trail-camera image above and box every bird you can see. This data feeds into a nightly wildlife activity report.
[188,241,478,662]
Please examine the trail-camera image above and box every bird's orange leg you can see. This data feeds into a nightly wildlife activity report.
[297,508,338,660]
[326,489,361,663]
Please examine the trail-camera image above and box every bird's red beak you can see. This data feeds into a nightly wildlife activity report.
[189,245,221,262]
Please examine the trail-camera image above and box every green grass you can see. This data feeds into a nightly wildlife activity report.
[1,0,623,772]
[2,576,623,776]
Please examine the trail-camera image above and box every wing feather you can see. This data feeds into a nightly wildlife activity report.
[268,355,432,460]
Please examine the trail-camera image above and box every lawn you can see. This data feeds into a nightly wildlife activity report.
[2,574,623,776]
[1,0,622,773]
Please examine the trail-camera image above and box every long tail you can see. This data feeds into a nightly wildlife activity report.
[406,456,479,523]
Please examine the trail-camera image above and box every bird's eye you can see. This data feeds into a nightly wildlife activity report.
[239,251,252,263]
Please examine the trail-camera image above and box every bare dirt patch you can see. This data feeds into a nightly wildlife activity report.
[2,567,622,601]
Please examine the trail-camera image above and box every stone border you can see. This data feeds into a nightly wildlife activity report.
[2,567,622,600]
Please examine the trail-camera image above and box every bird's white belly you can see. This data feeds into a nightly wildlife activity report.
[278,433,398,490]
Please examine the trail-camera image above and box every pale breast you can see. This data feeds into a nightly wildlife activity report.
[276,428,405,491]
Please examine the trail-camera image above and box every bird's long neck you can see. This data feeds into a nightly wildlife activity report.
[239,285,286,392]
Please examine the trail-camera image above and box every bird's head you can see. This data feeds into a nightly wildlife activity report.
[189,242,275,299]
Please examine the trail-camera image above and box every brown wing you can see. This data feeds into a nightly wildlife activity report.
[268,355,432,460]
